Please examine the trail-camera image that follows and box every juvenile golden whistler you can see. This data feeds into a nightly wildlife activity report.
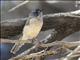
[11,9,43,54]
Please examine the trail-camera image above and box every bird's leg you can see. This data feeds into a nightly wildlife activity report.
[32,38,42,52]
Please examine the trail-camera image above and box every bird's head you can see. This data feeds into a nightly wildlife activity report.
[31,9,42,17]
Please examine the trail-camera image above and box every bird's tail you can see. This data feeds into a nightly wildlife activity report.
[10,40,25,54]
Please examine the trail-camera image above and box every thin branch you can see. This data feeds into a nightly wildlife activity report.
[43,10,80,18]
[63,45,80,60]
[70,10,80,15]
[0,38,16,44]
[67,45,80,57]
[40,41,80,48]
[8,0,29,12]
[21,50,56,59]
[9,50,44,60]
[1,38,80,47]
[2,10,80,23]
[9,49,57,60]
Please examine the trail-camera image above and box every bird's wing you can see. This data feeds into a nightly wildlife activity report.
[10,39,27,54]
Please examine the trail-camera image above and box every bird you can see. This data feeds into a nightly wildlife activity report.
[10,9,43,54]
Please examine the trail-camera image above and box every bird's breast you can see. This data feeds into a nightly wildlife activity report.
[23,19,43,39]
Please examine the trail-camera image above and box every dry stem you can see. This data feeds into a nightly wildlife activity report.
[8,0,29,12]
[63,45,80,60]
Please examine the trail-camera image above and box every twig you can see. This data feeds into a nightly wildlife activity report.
[0,38,16,44]
[9,50,57,60]
[9,50,45,60]
[3,9,80,23]
[1,38,80,47]
[70,10,80,15]
[2,10,80,23]
[43,10,80,17]
[40,41,80,48]
[0,10,80,24]
[8,0,29,12]
[63,45,80,60]
[21,50,56,59]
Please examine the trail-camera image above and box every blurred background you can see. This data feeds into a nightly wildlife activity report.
[1,1,80,60]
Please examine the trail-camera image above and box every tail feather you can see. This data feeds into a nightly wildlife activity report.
[10,42,24,54]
